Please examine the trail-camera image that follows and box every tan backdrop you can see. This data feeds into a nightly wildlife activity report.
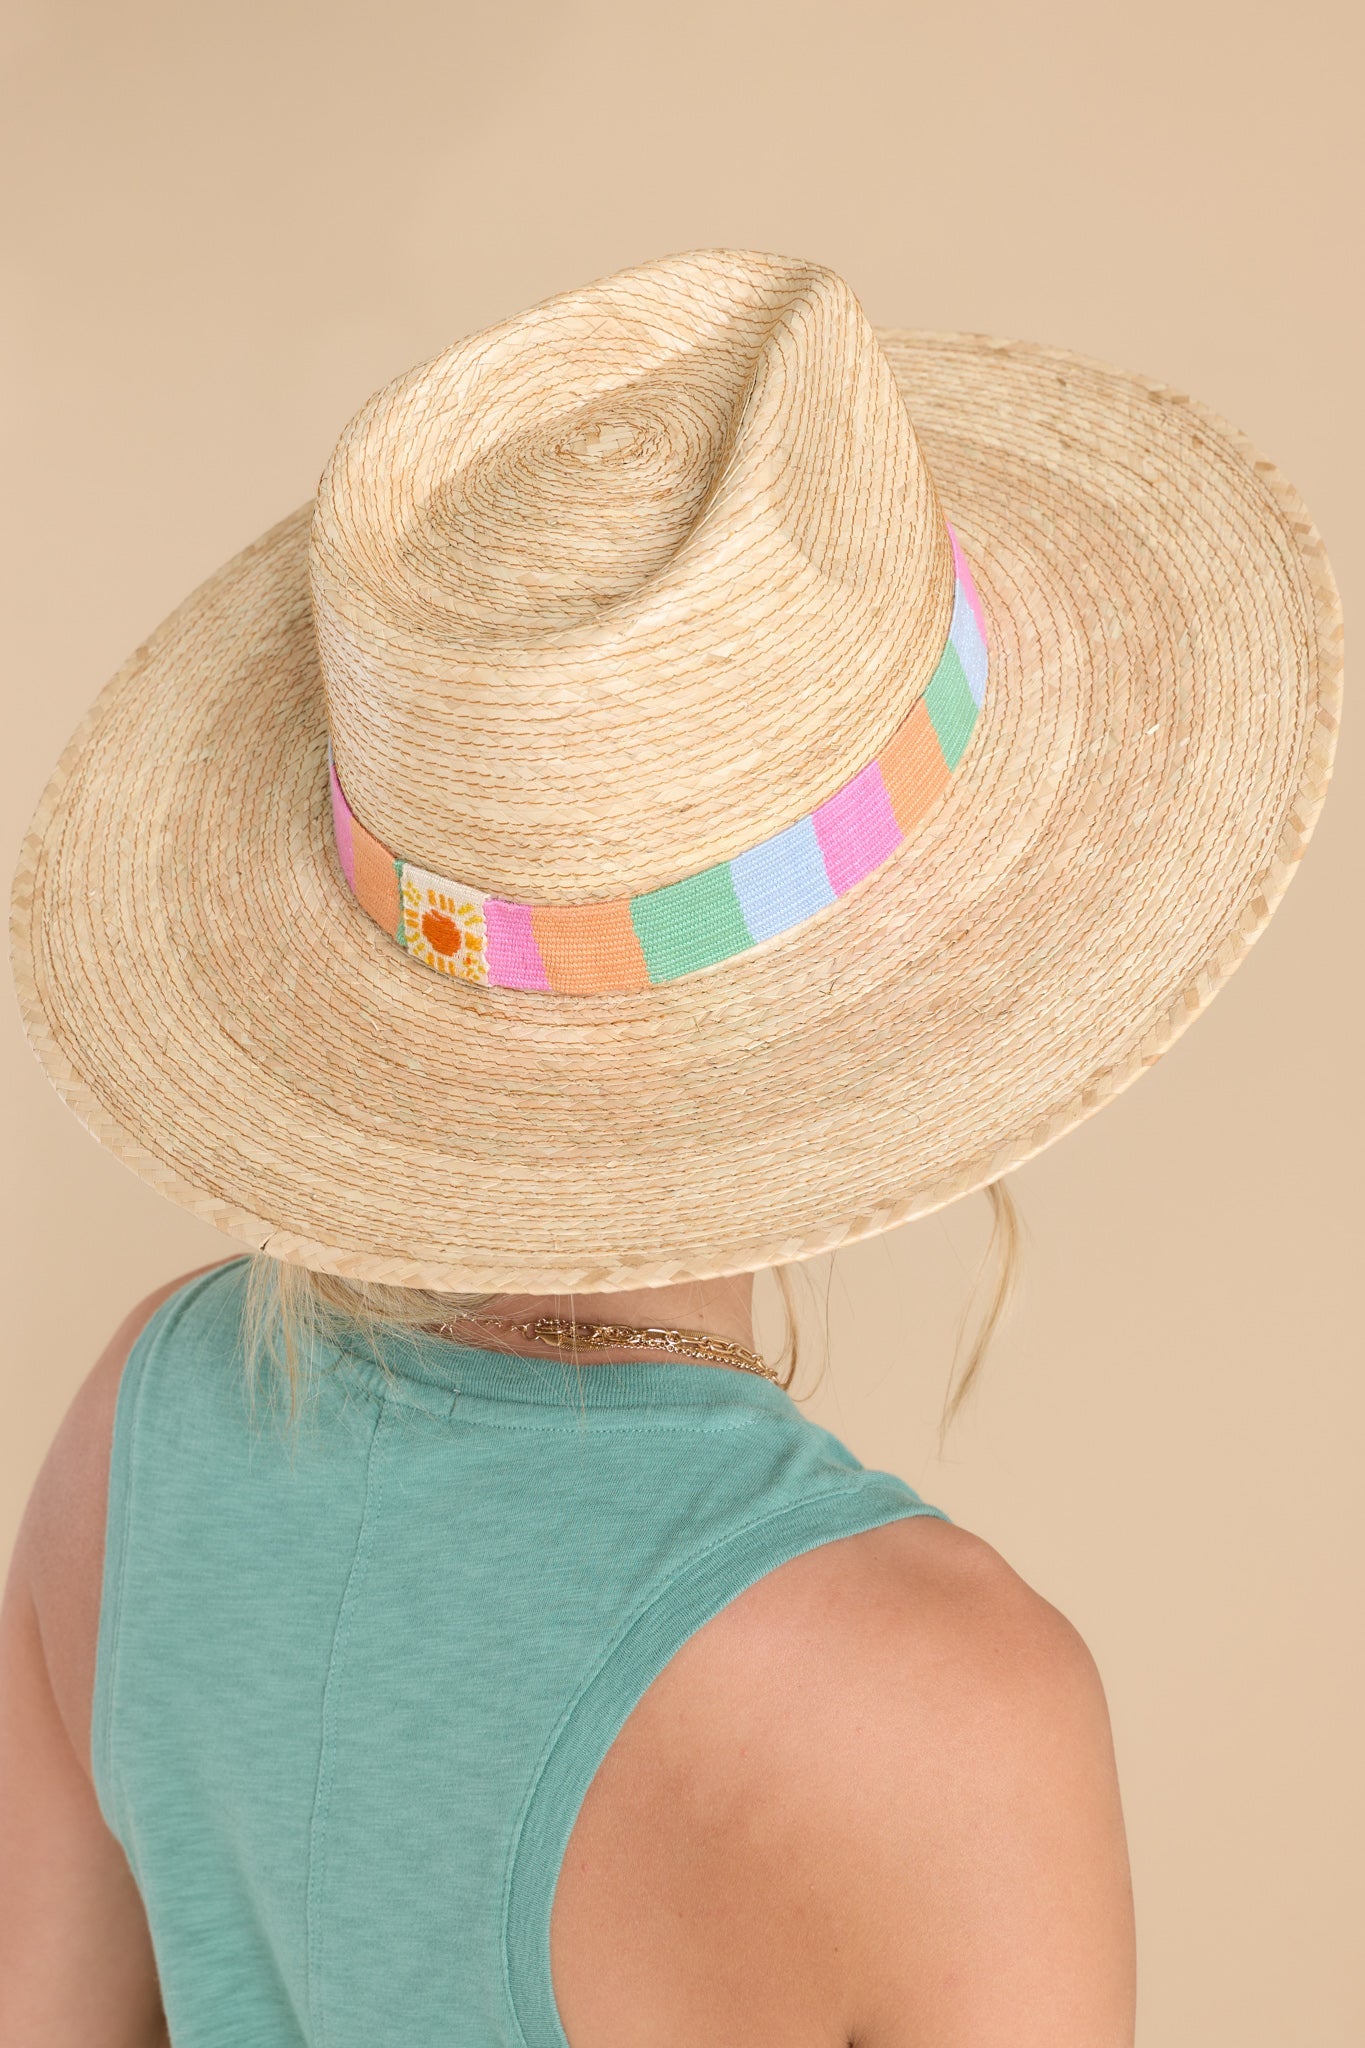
[3,2,1360,2040]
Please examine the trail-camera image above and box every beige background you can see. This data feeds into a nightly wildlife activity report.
[3,2,1360,2039]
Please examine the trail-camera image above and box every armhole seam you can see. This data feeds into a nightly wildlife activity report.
[88,1259,253,1843]
[500,1477,948,2048]
[89,1310,155,1842]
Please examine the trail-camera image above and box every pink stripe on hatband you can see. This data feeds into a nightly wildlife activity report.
[812,759,904,895]
[486,899,551,990]
[946,520,987,647]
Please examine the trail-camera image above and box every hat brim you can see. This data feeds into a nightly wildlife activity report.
[10,332,1342,1290]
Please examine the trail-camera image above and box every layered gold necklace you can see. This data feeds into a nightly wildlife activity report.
[438,1311,781,1384]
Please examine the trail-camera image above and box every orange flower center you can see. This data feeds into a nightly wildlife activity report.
[421,909,462,956]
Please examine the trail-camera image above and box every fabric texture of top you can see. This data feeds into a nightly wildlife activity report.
[93,1258,948,2047]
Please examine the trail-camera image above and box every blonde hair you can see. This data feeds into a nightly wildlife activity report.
[241,1181,1019,1446]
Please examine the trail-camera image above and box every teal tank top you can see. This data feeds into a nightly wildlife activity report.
[94,1258,947,2046]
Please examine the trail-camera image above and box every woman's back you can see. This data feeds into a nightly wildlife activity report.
[2,1261,1135,2046]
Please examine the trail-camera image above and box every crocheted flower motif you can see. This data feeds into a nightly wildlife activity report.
[399,866,488,982]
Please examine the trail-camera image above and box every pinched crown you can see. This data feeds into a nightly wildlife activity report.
[310,248,953,902]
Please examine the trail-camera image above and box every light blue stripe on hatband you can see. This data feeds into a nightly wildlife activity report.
[949,583,988,708]
[728,813,837,943]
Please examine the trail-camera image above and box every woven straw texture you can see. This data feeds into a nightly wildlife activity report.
[9,253,1343,1291]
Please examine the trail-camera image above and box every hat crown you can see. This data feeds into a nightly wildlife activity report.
[310,248,952,900]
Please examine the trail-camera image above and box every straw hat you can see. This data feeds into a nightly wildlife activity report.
[10,250,1342,1291]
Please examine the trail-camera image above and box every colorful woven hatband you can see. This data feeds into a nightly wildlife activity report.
[329,522,988,994]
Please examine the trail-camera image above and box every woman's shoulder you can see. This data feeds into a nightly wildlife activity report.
[554,1512,1136,2045]
[10,1259,242,1774]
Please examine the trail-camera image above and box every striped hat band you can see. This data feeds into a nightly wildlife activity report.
[329,520,988,995]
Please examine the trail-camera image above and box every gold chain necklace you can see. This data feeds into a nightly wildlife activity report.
[439,1312,781,1384]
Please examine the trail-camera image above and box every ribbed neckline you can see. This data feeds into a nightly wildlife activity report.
[327,1321,797,1418]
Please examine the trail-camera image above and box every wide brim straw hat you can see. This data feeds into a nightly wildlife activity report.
[10,250,1343,1291]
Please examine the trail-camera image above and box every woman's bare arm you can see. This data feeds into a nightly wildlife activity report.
[555,1515,1137,2047]
[0,1266,226,2048]
[830,1519,1138,2046]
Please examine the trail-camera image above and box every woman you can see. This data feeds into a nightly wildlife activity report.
[1,250,1341,2046]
